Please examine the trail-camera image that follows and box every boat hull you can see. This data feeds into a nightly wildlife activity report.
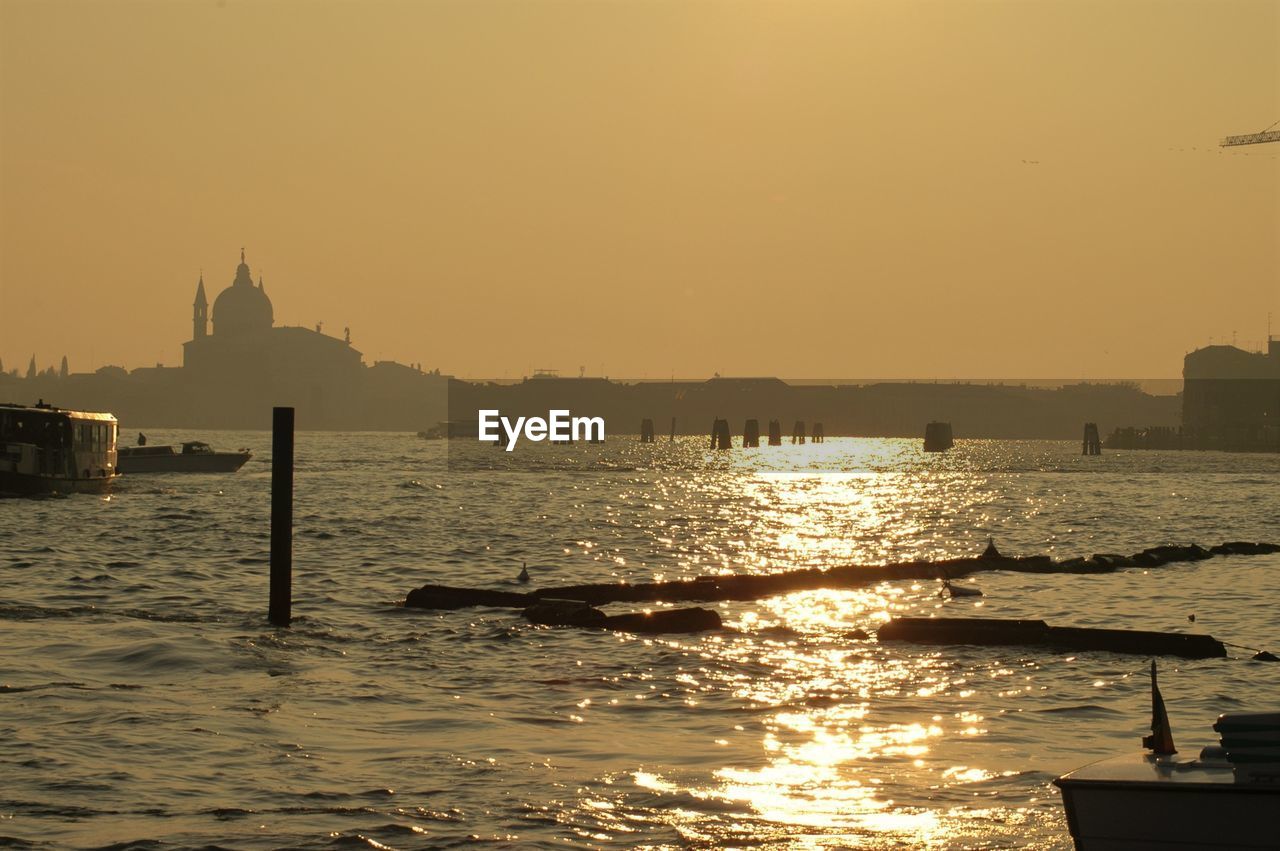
[118,452,250,474]
[0,470,118,497]
[1056,755,1280,850]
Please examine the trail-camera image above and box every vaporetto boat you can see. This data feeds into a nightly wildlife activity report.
[0,401,119,496]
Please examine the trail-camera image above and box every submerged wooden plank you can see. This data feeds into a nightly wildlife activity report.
[878,617,1227,659]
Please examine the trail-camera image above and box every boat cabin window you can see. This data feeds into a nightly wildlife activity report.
[1,410,66,446]
[75,422,106,451]
[0,410,113,452]
[0,410,113,450]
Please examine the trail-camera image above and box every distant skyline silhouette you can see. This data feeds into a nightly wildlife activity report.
[1,1,1277,378]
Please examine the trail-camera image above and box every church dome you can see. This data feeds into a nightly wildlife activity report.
[212,249,274,336]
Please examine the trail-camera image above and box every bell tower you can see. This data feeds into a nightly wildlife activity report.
[193,274,208,340]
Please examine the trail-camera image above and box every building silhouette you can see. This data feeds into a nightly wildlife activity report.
[1181,340,1280,449]
[179,250,367,425]
[0,250,448,430]
[0,249,1205,437]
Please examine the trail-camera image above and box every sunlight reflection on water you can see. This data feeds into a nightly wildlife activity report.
[2,435,1279,848]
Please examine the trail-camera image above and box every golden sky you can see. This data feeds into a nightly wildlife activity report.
[1,0,1277,379]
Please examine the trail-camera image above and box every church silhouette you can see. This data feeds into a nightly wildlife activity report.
[182,249,364,397]
[0,248,451,429]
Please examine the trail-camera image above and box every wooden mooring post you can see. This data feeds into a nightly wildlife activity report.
[670,416,677,441]
[640,418,655,442]
[710,418,732,450]
[269,406,294,627]
[1082,422,1102,455]
[791,420,806,444]
[743,419,760,447]
[768,419,782,446]
[812,422,825,443]
[924,421,954,452]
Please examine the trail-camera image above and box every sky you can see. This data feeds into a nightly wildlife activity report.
[1,0,1277,380]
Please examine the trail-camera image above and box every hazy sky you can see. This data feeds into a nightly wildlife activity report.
[2,0,1276,379]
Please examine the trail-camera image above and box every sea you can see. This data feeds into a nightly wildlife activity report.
[2,434,1278,850]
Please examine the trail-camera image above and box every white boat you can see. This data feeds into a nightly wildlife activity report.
[1055,664,1280,850]
[1056,750,1280,850]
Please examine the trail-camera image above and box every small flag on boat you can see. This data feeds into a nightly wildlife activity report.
[1141,660,1177,755]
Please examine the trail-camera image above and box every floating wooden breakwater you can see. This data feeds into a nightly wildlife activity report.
[524,599,721,633]
[879,617,1226,659]
[404,541,1280,612]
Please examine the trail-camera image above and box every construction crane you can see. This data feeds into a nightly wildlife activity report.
[1221,119,1280,147]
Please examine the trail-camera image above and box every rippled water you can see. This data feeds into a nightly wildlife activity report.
[2,435,1279,849]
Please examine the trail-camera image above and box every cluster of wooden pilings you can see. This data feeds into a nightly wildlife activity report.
[789,422,825,443]
[643,419,1105,453]
[923,421,954,452]
[665,418,829,449]
[1082,422,1102,455]
[710,419,732,450]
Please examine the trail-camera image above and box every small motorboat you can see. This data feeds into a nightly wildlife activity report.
[1055,663,1280,849]
[118,441,251,474]
[1055,748,1280,849]
[417,421,477,440]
